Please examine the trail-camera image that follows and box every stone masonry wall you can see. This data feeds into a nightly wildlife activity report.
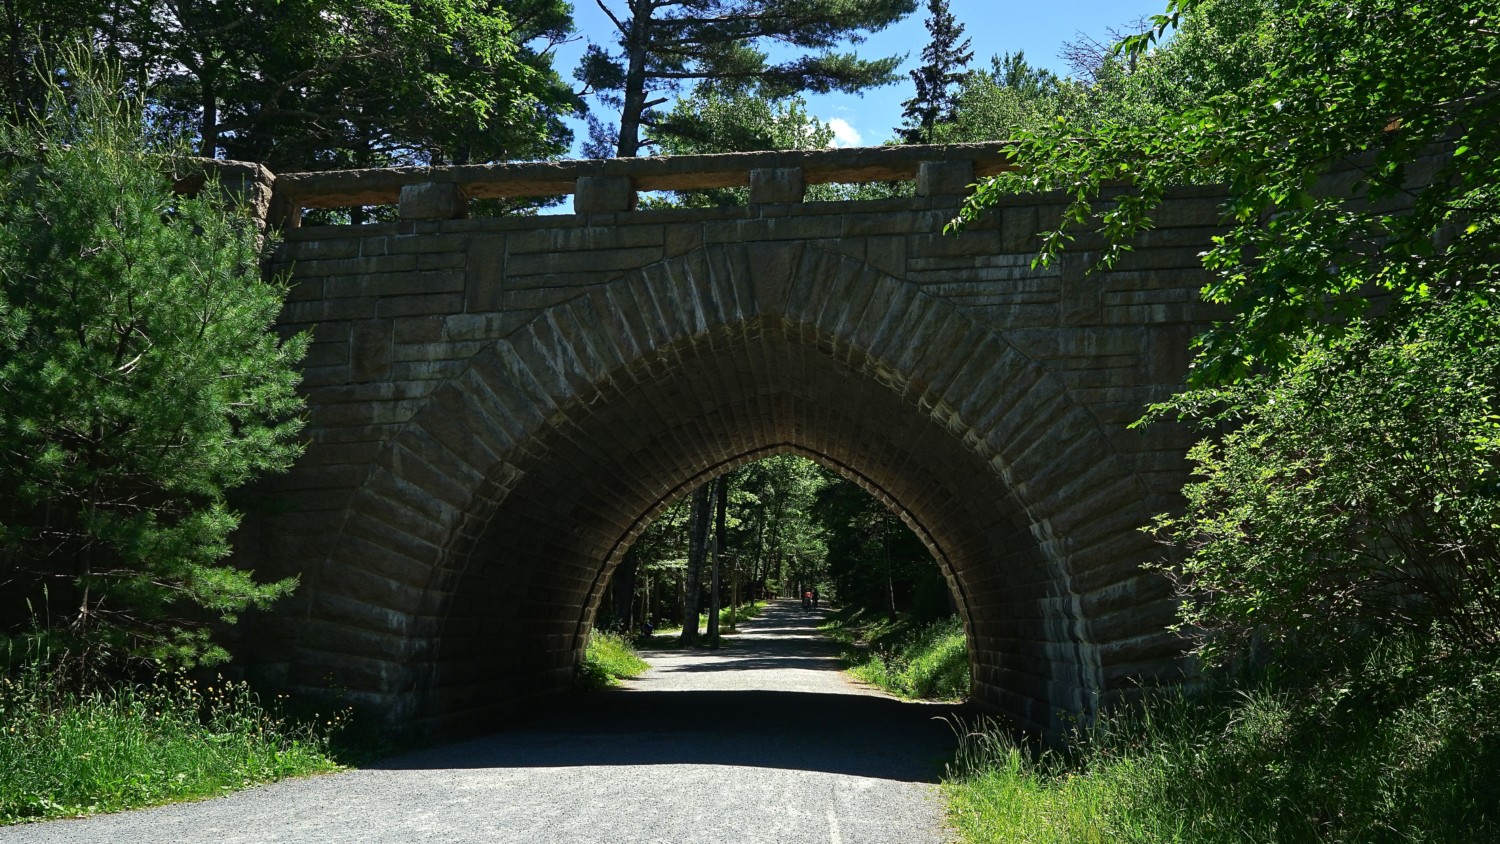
[242,176,1223,738]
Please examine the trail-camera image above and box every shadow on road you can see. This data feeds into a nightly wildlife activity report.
[368,689,963,783]
[368,601,968,784]
[646,655,841,672]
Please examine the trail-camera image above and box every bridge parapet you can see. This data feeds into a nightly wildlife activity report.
[267,142,1018,225]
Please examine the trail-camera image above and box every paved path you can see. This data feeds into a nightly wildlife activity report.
[2,600,962,843]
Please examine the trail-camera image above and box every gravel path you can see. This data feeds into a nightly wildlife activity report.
[2,600,962,844]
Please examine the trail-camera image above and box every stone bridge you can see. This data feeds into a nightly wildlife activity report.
[221,143,1222,737]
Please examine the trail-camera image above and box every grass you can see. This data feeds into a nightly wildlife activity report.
[0,668,342,825]
[2,624,654,824]
[578,629,650,688]
[944,641,1500,843]
[649,599,767,644]
[715,598,766,631]
[825,610,969,701]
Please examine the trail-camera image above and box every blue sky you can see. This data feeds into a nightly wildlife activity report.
[551,0,1171,155]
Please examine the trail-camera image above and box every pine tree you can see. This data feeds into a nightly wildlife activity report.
[576,0,916,158]
[899,0,973,144]
[0,59,308,668]
[3,1,578,170]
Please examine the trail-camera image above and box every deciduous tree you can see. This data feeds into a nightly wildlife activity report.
[1150,298,1500,670]
[954,0,1500,671]
[641,81,834,206]
[680,481,713,645]
[929,51,1061,143]
[0,0,104,121]
[137,0,577,168]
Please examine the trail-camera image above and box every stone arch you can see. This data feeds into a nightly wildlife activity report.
[287,242,1179,736]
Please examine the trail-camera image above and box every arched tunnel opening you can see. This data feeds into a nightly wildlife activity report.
[278,246,1182,741]
[589,453,969,698]
[404,326,1082,736]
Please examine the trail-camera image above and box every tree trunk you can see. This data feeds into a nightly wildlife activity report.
[730,553,740,632]
[708,475,726,648]
[639,567,650,629]
[615,0,655,157]
[613,556,638,632]
[199,71,218,158]
[753,510,767,601]
[885,521,897,615]
[680,482,712,646]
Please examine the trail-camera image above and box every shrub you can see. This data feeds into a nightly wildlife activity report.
[945,644,1500,844]
[1150,296,1500,675]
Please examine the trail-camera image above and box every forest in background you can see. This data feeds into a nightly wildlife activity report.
[593,455,953,642]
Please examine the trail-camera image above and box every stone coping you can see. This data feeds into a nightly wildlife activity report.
[271,142,1019,209]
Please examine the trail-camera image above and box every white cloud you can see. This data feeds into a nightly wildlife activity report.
[827,118,862,148]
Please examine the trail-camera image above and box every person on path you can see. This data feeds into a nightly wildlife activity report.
[811,588,820,610]
[802,589,812,610]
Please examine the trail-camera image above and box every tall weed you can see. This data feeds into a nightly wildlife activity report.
[578,629,649,688]
[0,662,340,824]
[945,643,1500,843]
[831,614,969,701]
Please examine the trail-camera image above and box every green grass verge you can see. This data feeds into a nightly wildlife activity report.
[825,611,969,701]
[944,645,1500,843]
[578,629,650,688]
[651,600,767,642]
[0,671,341,825]
[716,598,766,631]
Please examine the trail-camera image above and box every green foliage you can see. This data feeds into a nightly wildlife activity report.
[651,600,766,639]
[938,8,1500,838]
[0,657,340,824]
[930,52,1064,144]
[654,83,836,155]
[4,0,577,168]
[604,455,953,643]
[957,0,1497,384]
[948,0,1500,706]
[577,0,916,157]
[945,645,1500,843]
[578,630,650,688]
[933,0,1272,147]
[0,60,306,667]
[828,612,968,700]
[812,472,951,620]
[897,0,972,144]
[1150,295,1500,671]
[0,0,98,120]
[212,0,577,168]
[728,455,830,596]
[716,598,765,630]
[639,82,837,207]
